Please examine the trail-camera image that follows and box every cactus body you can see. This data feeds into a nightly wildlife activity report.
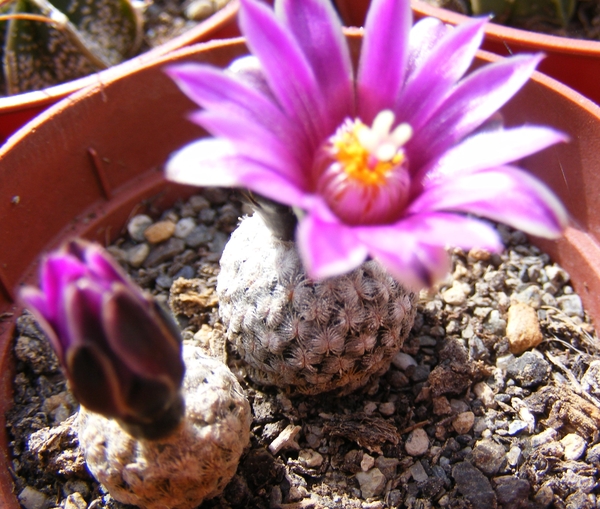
[217,213,417,395]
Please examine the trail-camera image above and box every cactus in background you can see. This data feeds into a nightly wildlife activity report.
[0,0,142,95]
[470,0,575,28]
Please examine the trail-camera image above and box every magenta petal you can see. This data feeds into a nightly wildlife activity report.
[357,0,412,123]
[405,17,450,80]
[239,0,328,145]
[355,212,502,289]
[397,17,487,132]
[165,63,304,149]
[408,54,543,169]
[419,125,568,183]
[409,166,569,238]
[190,110,304,186]
[296,203,368,280]
[276,0,354,133]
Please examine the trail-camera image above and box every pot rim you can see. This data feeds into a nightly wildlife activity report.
[411,0,600,56]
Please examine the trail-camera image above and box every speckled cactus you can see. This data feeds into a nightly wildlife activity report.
[0,0,142,94]
[217,213,417,396]
[470,0,575,27]
[79,344,252,509]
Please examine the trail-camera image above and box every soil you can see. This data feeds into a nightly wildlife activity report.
[424,0,600,40]
[7,188,600,509]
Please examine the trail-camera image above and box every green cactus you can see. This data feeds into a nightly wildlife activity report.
[471,0,576,28]
[0,0,142,95]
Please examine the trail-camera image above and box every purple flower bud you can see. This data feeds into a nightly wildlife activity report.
[20,239,185,439]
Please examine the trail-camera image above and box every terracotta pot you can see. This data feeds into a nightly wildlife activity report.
[334,0,600,106]
[0,0,241,146]
[1,32,600,507]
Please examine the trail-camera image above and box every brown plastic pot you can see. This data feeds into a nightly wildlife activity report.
[334,0,600,106]
[0,0,241,146]
[1,31,600,507]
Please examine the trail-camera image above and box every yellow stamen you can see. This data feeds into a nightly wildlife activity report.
[331,112,411,187]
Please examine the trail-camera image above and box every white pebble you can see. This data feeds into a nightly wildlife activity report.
[127,214,153,242]
[530,428,558,448]
[561,433,586,460]
[175,217,196,239]
[507,446,522,466]
[18,487,49,509]
[298,449,324,468]
[473,382,495,408]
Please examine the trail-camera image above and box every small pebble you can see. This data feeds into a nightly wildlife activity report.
[405,428,429,456]
[508,419,528,435]
[506,446,522,466]
[506,302,543,354]
[126,243,150,268]
[452,461,497,509]
[409,460,428,482]
[127,214,153,241]
[506,352,551,388]
[144,220,176,244]
[442,281,468,306]
[378,402,395,416]
[530,428,558,448]
[473,382,495,408]
[18,487,49,509]
[391,352,417,371]
[174,217,196,238]
[452,411,475,434]
[64,492,87,509]
[269,424,301,454]
[356,468,386,499]
[298,449,324,469]
[561,433,586,460]
[361,454,375,472]
[557,294,584,318]
[472,439,506,476]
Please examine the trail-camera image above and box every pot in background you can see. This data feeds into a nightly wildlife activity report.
[1,32,600,507]
[0,0,241,146]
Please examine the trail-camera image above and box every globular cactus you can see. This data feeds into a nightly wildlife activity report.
[470,0,575,28]
[217,212,417,396]
[0,0,142,94]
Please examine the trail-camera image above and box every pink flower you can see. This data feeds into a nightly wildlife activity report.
[166,0,568,289]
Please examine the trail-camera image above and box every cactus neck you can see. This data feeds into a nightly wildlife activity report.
[242,191,298,242]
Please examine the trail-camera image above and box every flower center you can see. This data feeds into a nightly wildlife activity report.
[316,110,413,225]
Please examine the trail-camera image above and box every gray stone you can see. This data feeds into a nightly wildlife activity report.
[494,476,530,509]
[484,310,506,336]
[409,460,428,482]
[144,238,186,267]
[557,294,584,318]
[185,224,212,248]
[506,352,551,388]
[452,461,497,509]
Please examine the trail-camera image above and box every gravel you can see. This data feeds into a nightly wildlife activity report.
[7,188,600,509]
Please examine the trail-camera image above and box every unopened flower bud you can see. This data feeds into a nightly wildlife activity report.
[20,239,185,439]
